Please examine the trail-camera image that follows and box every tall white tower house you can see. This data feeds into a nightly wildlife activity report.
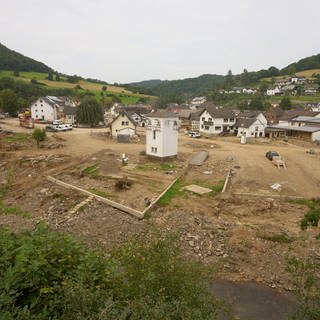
[146,111,179,158]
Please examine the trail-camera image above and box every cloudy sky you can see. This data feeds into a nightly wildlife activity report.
[1,0,319,83]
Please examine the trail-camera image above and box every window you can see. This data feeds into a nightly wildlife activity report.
[153,130,156,139]
[204,126,209,130]
[35,109,38,112]
[40,100,43,103]
[201,125,204,129]
[230,118,234,122]
[151,147,157,153]
[41,110,43,113]
[224,118,228,122]
[121,121,125,125]
[125,121,129,125]
[35,104,37,106]
[209,117,212,121]
[215,126,222,131]
[202,117,205,121]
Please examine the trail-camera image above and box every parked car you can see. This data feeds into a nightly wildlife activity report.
[189,131,201,138]
[265,151,280,160]
[45,125,58,132]
[64,124,73,130]
[0,113,5,119]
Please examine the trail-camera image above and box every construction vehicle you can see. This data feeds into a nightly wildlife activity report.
[18,110,34,129]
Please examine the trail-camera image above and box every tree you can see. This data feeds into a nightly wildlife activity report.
[259,81,269,95]
[13,70,20,77]
[223,70,235,90]
[279,97,292,110]
[55,73,61,81]
[47,72,53,81]
[32,128,46,148]
[249,96,265,110]
[76,97,104,127]
[0,89,18,113]
[102,85,107,92]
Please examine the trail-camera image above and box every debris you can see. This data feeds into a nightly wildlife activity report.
[115,176,132,190]
[270,183,282,191]
[182,184,212,195]
[189,151,208,166]
[306,149,316,155]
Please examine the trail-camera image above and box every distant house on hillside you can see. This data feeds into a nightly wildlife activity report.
[199,104,235,135]
[109,109,137,138]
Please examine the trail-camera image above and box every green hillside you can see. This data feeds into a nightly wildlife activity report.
[126,54,320,97]
[124,74,225,97]
[0,43,53,73]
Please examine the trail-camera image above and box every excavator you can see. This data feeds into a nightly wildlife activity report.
[18,110,34,129]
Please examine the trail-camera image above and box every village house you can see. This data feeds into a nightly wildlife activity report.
[234,111,268,138]
[269,111,320,142]
[30,96,78,122]
[266,87,281,96]
[145,111,179,158]
[278,110,320,126]
[199,104,235,135]
[109,109,137,138]
[190,96,207,109]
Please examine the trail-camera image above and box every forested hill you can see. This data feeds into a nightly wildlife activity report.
[124,74,225,96]
[0,42,53,73]
[125,53,320,97]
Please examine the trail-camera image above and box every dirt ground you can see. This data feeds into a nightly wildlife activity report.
[1,118,320,292]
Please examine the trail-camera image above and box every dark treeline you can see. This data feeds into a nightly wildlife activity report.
[124,54,320,98]
[0,43,53,73]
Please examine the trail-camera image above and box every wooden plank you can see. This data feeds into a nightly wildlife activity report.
[47,176,144,219]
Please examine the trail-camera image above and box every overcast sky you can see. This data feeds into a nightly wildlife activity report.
[1,0,319,83]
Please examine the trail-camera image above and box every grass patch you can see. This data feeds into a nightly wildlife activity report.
[210,182,224,196]
[0,202,31,217]
[82,164,99,177]
[157,179,183,206]
[0,168,30,217]
[87,188,112,198]
[260,232,294,244]
[160,163,176,170]
[1,132,31,143]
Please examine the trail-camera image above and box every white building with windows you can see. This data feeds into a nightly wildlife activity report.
[146,111,179,158]
[109,110,137,137]
[199,105,235,135]
[234,111,267,138]
[30,97,59,121]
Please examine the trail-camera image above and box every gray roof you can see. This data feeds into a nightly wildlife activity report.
[278,110,318,121]
[190,108,204,121]
[146,110,178,118]
[291,116,320,124]
[269,125,320,133]
[238,110,263,118]
[179,109,192,119]
[201,104,235,119]
[235,118,257,128]
[63,105,77,116]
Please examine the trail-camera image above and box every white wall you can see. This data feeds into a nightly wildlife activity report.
[199,110,235,135]
[312,131,320,141]
[237,119,265,137]
[111,114,136,137]
[30,98,57,121]
[146,117,178,158]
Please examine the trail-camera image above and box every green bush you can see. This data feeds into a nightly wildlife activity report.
[0,226,220,319]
